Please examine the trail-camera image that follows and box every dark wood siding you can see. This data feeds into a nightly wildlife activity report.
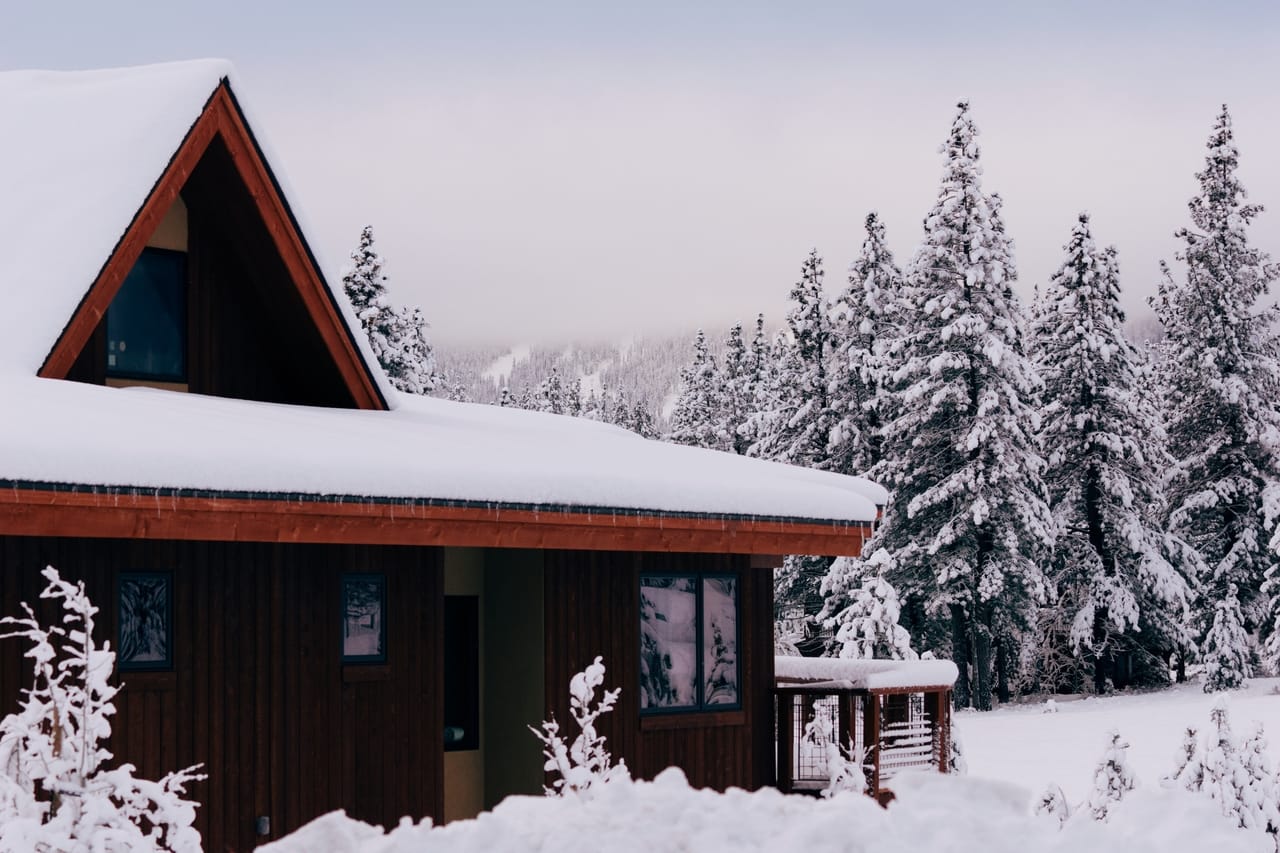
[0,536,443,852]
[543,550,774,791]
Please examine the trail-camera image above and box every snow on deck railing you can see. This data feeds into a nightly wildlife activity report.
[775,656,958,692]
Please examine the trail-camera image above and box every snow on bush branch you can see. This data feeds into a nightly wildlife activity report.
[529,656,629,797]
[0,566,204,852]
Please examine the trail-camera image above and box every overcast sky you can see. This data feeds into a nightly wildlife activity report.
[5,2,1279,346]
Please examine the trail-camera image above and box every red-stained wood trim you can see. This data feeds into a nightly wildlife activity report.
[0,489,872,556]
[38,83,385,412]
[638,710,747,731]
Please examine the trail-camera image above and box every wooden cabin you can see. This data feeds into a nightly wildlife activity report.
[0,61,886,850]
[773,657,957,801]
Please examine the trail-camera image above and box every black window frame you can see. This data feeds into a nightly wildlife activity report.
[638,572,742,716]
[341,573,387,664]
[105,246,188,383]
[117,571,174,673]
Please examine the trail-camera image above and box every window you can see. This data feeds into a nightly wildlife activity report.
[118,572,173,672]
[342,574,386,663]
[444,595,480,750]
[106,248,186,382]
[639,574,740,713]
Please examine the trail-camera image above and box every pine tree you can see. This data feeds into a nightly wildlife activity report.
[535,367,568,415]
[1152,106,1280,692]
[1203,696,1248,824]
[821,556,916,660]
[341,226,439,395]
[497,386,515,408]
[1239,722,1277,831]
[1035,783,1071,826]
[1086,729,1136,821]
[668,329,724,449]
[828,212,903,477]
[864,102,1053,710]
[1164,726,1204,792]
[749,250,837,468]
[718,322,754,455]
[1032,214,1197,693]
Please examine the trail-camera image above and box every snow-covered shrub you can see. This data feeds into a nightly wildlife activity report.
[1034,783,1071,826]
[1202,695,1249,825]
[800,706,868,797]
[529,655,629,797]
[1238,722,1277,832]
[949,732,968,776]
[1085,729,1136,821]
[0,566,204,852]
[1164,726,1204,792]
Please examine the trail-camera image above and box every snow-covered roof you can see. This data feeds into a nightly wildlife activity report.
[0,60,886,526]
[775,656,959,691]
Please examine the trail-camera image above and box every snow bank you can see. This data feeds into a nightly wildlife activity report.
[775,656,958,690]
[260,768,1265,853]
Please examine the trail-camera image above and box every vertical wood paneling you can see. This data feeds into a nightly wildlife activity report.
[543,550,773,793]
[0,536,444,851]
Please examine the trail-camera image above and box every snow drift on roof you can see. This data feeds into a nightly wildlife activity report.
[775,656,958,690]
[0,377,885,523]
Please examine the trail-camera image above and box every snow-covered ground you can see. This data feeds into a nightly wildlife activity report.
[264,680,1280,853]
[961,677,1280,804]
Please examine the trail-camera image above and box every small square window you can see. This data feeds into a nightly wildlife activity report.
[106,248,186,382]
[639,573,740,714]
[118,572,173,672]
[342,574,386,663]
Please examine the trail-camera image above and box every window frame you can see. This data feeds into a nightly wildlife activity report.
[105,246,188,384]
[341,573,387,665]
[638,571,742,716]
[117,570,174,673]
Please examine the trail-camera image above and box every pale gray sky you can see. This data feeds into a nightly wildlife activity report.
[5,2,1279,345]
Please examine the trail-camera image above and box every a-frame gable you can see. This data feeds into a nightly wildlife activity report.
[39,80,388,411]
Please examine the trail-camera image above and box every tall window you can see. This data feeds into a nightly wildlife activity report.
[106,248,186,382]
[639,574,740,713]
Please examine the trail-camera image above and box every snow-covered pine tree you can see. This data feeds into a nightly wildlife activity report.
[497,386,515,407]
[1204,585,1253,690]
[736,314,773,452]
[1032,214,1197,694]
[717,322,754,455]
[668,329,724,449]
[828,212,903,478]
[864,102,1052,710]
[1165,726,1204,792]
[820,555,916,660]
[1203,695,1248,824]
[535,367,568,415]
[1152,106,1280,692]
[341,227,440,395]
[1086,729,1136,821]
[1239,721,1277,831]
[749,250,837,468]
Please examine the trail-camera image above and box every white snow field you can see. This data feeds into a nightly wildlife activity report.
[263,681,1279,853]
[960,676,1280,805]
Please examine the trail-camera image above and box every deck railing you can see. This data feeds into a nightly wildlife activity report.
[774,684,951,799]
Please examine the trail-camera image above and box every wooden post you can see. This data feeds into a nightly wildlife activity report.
[863,692,880,795]
[933,689,950,773]
[838,692,854,760]
[776,691,794,793]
